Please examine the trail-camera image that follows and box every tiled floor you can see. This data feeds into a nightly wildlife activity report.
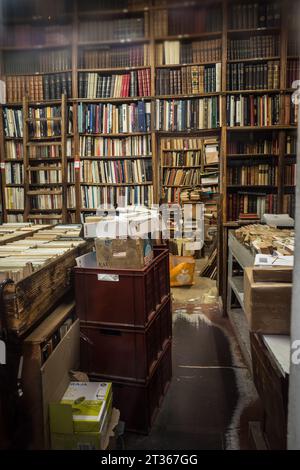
[124,277,259,450]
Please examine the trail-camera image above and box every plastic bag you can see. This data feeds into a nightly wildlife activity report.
[169,254,195,287]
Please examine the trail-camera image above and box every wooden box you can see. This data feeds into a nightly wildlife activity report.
[22,300,80,449]
[250,333,288,450]
[2,241,91,337]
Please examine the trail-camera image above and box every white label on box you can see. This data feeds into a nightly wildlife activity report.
[97,274,119,282]
[74,160,80,169]
[185,241,203,250]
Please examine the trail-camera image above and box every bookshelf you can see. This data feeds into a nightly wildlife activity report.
[0,0,298,295]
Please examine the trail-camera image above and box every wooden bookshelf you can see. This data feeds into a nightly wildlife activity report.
[0,0,298,300]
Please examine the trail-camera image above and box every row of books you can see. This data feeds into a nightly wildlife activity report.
[155,97,220,131]
[227,36,279,61]
[156,39,222,66]
[226,94,280,127]
[161,137,203,150]
[78,17,147,42]
[226,61,280,91]
[29,167,63,185]
[162,151,202,167]
[80,159,152,184]
[5,162,24,184]
[284,164,296,186]
[81,185,154,208]
[163,168,201,186]
[28,107,63,138]
[162,187,180,204]
[30,194,63,210]
[5,140,73,160]
[0,24,71,47]
[6,73,72,103]
[287,59,300,89]
[78,69,151,99]
[5,187,24,210]
[153,6,222,37]
[227,163,278,186]
[78,45,150,69]
[156,64,221,95]
[286,135,297,154]
[229,2,281,30]
[227,138,279,155]
[79,135,151,157]
[227,192,278,221]
[78,102,151,134]
[3,107,73,138]
[282,95,298,126]
[3,49,71,75]
[283,193,295,218]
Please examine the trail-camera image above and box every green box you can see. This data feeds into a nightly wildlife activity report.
[50,396,113,450]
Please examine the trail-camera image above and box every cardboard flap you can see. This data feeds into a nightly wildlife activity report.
[49,403,74,434]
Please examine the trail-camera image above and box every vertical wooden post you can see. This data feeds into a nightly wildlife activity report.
[61,93,67,223]
[23,96,29,221]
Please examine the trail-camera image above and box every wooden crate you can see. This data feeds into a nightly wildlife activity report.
[22,300,80,449]
[2,241,92,337]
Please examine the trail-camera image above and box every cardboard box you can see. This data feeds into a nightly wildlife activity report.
[59,381,112,433]
[50,405,119,450]
[244,267,292,334]
[95,238,153,269]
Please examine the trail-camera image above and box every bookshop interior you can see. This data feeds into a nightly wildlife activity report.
[1,0,300,452]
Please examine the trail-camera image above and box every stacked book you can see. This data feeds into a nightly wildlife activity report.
[81,185,153,208]
[156,64,221,95]
[226,61,279,91]
[226,94,280,127]
[156,39,222,65]
[78,70,151,98]
[79,45,150,69]
[4,49,71,75]
[79,135,151,157]
[227,163,278,186]
[6,73,72,102]
[78,17,146,42]
[229,2,281,29]
[80,159,152,184]
[155,97,220,131]
[228,35,279,60]
[78,102,151,134]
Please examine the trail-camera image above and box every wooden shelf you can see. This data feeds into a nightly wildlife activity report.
[5,183,24,187]
[78,6,150,18]
[227,56,280,63]
[76,96,152,102]
[3,70,72,77]
[227,27,280,34]
[156,129,220,135]
[80,182,153,186]
[155,61,221,68]
[5,209,24,212]
[0,43,71,51]
[78,66,150,73]
[162,165,202,169]
[161,148,202,152]
[227,126,295,131]
[157,92,220,99]
[227,153,279,158]
[80,155,152,160]
[78,132,151,137]
[227,184,277,189]
[78,38,150,47]
[28,213,63,219]
[154,31,222,41]
[226,89,281,94]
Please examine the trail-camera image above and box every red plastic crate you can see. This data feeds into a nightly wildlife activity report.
[74,247,170,328]
[89,340,172,434]
[80,297,172,381]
